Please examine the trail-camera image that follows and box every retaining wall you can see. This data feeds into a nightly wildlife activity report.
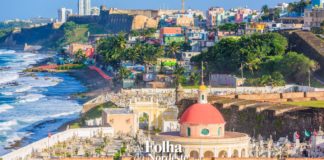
[1,127,114,160]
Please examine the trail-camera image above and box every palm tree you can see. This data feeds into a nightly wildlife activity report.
[118,67,131,80]
[142,44,164,73]
[166,42,181,58]
[261,5,269,14]
[128,43,142,65]
[174,63,186,86]
[190,72,200,86]
[96,33,127,67]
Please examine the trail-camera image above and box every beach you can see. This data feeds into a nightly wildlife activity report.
[0,49,111,156]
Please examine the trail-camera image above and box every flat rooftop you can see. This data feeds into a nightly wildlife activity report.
[103,108,133,114]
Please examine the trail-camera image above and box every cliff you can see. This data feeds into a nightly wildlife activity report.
[0,24,63,49]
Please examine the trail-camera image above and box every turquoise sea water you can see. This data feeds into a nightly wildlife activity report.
[0,50,86,155]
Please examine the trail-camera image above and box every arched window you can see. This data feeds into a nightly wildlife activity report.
[202,95,205,100]
[187,127,191,137]
[201,128,209,135]
[218,127,221,136]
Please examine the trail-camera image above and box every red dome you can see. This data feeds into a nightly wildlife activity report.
[180,103,225,124]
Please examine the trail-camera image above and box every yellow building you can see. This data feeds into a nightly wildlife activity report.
[249,23,266,33]
[102,108,138,136]
[176,15,194,27]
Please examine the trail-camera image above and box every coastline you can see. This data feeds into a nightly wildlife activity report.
[2,53,113,153]
[57,67,114,131]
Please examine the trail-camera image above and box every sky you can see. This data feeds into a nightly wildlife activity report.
[0,0,297,21]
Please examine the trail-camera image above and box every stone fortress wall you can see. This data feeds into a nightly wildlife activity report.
[68,7,160,33]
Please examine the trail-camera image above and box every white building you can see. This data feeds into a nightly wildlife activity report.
[58,8,73,23]
[78,0,91,15]
[304,8,324,28]
[91,6,100,15]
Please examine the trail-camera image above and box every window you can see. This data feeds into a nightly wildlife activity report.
[187,127,191,136]
[201,128,209,135]
[218,127,222,136]
[202,95,205,100]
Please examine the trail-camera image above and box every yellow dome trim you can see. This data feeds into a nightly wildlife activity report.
[199,85,207,91]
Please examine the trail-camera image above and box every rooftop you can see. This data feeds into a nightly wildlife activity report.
[103,108,133,114]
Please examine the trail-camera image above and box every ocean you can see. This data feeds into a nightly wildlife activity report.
[0,49,86,155]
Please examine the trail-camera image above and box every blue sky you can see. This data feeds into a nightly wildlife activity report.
[0,0,297,21]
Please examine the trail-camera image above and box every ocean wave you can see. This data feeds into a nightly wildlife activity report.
[0,104,14,114]
[49,111,80,119]
[1,92,13,96]
[0,120,18,131]
[0,50,16,54]
[18,94,45,103]
[18,76,62,89]
[15,86,32,93]
[4,132,31,149]
[0,72,19,85]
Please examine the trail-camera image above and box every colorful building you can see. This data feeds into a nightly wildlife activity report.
[312,0,324,7]
[160,27,182,38]
[163,35,185,45]
[176,16,194,27]
[206,7,225,28]
[69,43,95,58]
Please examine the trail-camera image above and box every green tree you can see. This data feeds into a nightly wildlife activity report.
[142,44,164,72]
[190,72,200,86]
[97,33,127,67]
[174,63,186,85]
[118,67,131,80]
[191,32,289,77]
[166,42,181,58]
[126,42,142,65]
[275,52,318,83]
[74,49,86,64]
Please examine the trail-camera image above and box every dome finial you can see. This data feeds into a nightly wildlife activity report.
[199,61,206,91]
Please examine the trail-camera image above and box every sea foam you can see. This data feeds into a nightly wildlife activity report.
[18,94,45,103]
[0,104,14,114]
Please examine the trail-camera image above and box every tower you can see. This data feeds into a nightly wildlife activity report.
[84,0,91,15]
[198,62,208,104]
[58,8,73,23]
[181,0,185,14]
[78,0,91,15]
[78,0,84,15]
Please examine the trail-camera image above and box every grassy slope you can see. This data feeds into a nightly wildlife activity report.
[285,101,324,108]
[69,102,118,129]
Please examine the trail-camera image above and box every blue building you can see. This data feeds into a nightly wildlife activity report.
[312,0,324,7]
